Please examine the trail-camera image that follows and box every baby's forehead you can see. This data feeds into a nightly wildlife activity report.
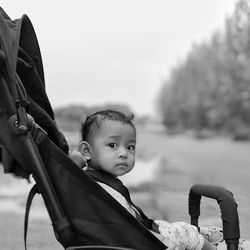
[94,119,136,138]
[100,119,135,131]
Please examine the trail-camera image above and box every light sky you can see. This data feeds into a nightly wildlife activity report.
[2,1,238,116]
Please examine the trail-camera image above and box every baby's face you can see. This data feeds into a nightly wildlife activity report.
[89,120,136,177]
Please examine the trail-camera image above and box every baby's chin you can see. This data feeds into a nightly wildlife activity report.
[113,167,133,177]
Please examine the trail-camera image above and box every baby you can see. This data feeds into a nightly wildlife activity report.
[70,109,221,250]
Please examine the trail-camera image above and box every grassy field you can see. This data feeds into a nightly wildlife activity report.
[134,131,250,238]
[0,130,250,249]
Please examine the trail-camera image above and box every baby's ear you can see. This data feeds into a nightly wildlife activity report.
[79,141,91,160]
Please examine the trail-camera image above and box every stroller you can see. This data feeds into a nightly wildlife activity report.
[0,7,240,250]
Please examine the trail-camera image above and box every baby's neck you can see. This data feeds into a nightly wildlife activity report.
[86,166,118,178]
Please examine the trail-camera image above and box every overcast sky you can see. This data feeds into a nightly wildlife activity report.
[2,0,238,116]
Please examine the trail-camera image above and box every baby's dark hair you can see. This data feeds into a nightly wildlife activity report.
[80,109,135,142]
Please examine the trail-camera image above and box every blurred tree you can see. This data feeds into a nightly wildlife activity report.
[54,103,134,131]
[157,0,250,139]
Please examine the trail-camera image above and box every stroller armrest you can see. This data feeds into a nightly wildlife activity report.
[189,184,240,248]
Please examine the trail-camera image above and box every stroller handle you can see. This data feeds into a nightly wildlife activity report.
[189,184,240,250]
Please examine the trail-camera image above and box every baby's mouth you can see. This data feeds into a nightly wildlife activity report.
[116,162,128,167]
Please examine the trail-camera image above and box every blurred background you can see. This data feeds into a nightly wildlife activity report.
[1,0,250,249]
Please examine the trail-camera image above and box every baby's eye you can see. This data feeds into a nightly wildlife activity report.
[108,143,117,148]
[127,145,135,151]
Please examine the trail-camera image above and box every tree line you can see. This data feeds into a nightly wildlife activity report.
[157,0,250,139]
[54,104,134,131]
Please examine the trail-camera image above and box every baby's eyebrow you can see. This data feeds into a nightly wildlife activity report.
[127,139,136,145]
[107,135,120,139]
[106,135,136,143]
[129,139,136,143]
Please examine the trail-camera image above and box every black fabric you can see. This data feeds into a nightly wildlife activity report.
[0,7,68,154]
[0,7,68,176]
[85,169,155,230]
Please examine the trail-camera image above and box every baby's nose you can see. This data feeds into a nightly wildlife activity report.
[118,147,127,157]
